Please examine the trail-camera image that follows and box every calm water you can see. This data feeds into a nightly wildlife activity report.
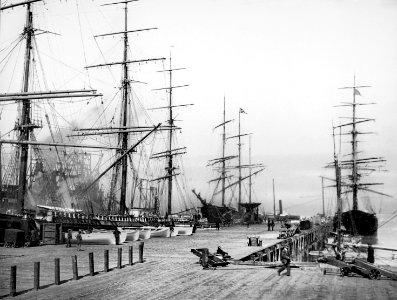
[360,214,397,266]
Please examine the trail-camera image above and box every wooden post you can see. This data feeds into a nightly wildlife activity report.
[117,248,122,269]
[72,255,78,280]
[138,242,144,263]
[34,262,40,290]
[54,258,60,285]
[104,250,109,272]
[129,246,133,265]
[89,252,94,276]
[10,266,16,297]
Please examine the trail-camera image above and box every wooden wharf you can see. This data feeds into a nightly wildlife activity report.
[0,223,396,300]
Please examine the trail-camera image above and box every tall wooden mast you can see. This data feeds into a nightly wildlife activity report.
[149,53,190,216]
[248,135,252,204]
[17,2,34,214]
[119,1,130,215]
[166,55,174,215]
[208,98,234,206]
[88,0,165,214]
[221,96,226,206]
[272,178,275,217]
[238,109,242,211]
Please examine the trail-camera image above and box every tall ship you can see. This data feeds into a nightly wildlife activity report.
[192,99,265,224]
[0,0,193,235]
[330,79,391,236]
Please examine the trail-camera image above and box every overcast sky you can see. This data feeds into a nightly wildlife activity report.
[1,0,396,216]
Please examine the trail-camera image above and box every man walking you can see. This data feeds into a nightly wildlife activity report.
[277,245,291,276]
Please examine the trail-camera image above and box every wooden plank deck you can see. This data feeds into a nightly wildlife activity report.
[0,224,396,299]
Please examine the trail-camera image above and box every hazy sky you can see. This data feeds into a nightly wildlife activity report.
[1,0,396,216]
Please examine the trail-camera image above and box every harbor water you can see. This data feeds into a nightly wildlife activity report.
[361,213,397,266]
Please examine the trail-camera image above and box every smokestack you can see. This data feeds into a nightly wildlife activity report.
[279,199,283,215]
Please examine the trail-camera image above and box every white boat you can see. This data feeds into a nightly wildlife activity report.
[142,226,171,238]
[171,227,179,237]
[67,229,127,245]
[135,228,151,239]
[122,228,140,242]
[173,226,193,236]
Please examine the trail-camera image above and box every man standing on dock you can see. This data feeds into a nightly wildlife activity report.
[113,228,121,245]
[76,230,82,251]
[66,229,72,248]
[367,244,375,263]
[277,246,291,276]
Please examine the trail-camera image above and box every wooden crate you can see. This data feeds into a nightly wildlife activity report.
[42,223,62,245]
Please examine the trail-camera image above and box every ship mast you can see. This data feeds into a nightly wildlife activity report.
[248,135,252,204]
[17,2,34,214]
[238,109,242,211]
[87,0,165,215]
[149,53,190,215]
[119,1,130,215]
[336,78,377,212]
[166,56,174,215]
[208,98,234,206]
[221,97,226,206]
[351,76,358,211]
[332,126,342,247]
[1,1,100,214]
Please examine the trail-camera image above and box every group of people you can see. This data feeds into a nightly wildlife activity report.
[66,229,82,250]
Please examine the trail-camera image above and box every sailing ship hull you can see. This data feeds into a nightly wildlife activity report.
[200,204,235,224]
[336,210,378,236]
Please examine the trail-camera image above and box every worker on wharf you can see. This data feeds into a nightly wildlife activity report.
[277,245,291,276]
[367,244,375,263]
[66,229,73,248]
[76,230,83,251]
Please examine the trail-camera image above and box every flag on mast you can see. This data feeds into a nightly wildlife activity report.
[240,108,247,114]
[354,88,361,96]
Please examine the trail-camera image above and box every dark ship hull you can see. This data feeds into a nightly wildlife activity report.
[336,210,378,236]
[200,203,236,224]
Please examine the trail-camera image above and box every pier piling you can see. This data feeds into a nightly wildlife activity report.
[34,262,40,290]
[89,252,94,276]
[104,250,109,272]
[54,258,60,285]
[117,248,122,269]
[9,265,16,297]
[129,246,133,266]
[138,242,144,263]
[72,255,78,280]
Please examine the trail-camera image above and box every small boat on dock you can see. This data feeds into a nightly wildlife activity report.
[137,228,151,240]
[173,226,193,236]
[122,228,140,242]
[67,229,127,245]
[142,226,171,238]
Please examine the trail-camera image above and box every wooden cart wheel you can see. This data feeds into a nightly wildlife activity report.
[368,269,381,280]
